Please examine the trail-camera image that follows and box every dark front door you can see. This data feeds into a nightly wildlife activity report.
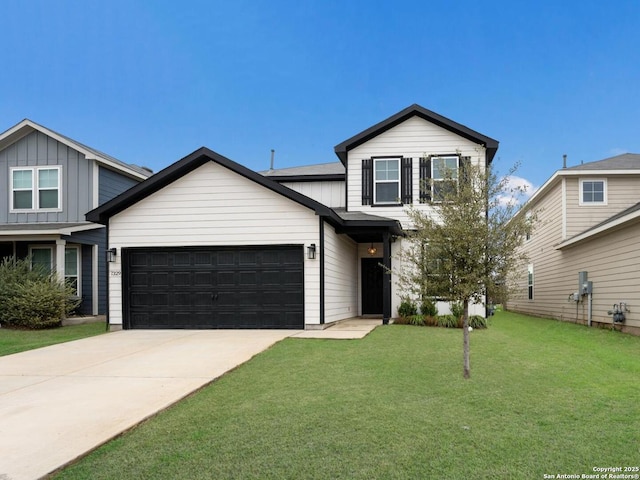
[123,245,304,329]
[361,257,383,315]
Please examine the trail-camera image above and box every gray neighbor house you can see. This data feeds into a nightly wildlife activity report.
[0,120,152,316]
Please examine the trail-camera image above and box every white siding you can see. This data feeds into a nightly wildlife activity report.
[323,222,358,323]
[281,181,345,208]
[108,161,320,326]
[347,116,487,228]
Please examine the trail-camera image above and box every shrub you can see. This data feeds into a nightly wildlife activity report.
[408,315,425,326]
[0,257,78,329]
[450,302,464,320]
[420,298,438,317]
[398,298,418,318]
[423,315,438,327]
[437,314,460,328]
[469,315,488,329]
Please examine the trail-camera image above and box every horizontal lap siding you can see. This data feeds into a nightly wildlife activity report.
[323,223,357,323]
[108,162,320,326]
[280,181,345,208]
[565,176,640,239]
[346,116,485,228]
[508,181,640,332]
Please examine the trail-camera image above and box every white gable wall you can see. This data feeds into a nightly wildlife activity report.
[107,161,321,326]
[347,116,487,228]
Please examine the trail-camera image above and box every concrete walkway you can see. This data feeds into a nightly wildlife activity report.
[0,319,380,480]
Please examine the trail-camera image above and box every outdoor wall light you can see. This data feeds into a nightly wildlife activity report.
[367,243,378,256]
[307,244,316,260]
[106,248,117,263]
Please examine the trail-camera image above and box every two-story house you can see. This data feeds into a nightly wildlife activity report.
[86,104,498,330]
[0,120,152,316]
[507,154,640,335]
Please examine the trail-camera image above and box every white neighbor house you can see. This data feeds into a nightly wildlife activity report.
[87,104,498,330]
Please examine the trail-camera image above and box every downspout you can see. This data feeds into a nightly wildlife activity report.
[105,224,110,332]
[319,217,325,325]
[588,292,592,327]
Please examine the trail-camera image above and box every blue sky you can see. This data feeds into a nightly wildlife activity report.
[2,0,640,194]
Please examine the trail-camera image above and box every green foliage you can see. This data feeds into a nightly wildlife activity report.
[420,298,438,317]
[436,314,460,328]
[408,315,425,326]
[469,315,488,329]
[450,302,464,320]
[0,257,78,329]
[397,298,418,318]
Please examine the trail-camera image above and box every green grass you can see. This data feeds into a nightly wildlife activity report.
[0,322,106,356]
[53,312,640,479]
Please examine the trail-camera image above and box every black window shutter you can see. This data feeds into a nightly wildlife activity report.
[401,157,412,204]
[362,158,373,205]
[419,157,431,203]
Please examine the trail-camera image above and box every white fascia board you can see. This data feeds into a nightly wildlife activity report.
[1,120,148,181]
[0,224,104,237]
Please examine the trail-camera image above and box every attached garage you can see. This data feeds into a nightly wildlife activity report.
[123,245,304,329]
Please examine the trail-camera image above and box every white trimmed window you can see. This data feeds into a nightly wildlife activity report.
[373,158,400,204]
[432,156,459,201]
[11,166,62,211]
[579,179,606,205]
[29,246,54,275]
[65,246,81,296]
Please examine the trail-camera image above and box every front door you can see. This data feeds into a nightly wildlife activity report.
[361,257,383,315]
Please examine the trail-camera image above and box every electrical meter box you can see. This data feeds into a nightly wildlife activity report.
[578,271,592,295]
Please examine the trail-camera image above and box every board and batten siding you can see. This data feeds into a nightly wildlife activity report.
[564,175,640,239]
[347,116,486,228]
[507,180,640,333]
[323,222,358,322]
[281,181,345,208]
[107,161,321,326]
[0,130,93,224]
[98,166,141,205]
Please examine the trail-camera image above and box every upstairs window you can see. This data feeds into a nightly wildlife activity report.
[374,158,400,204]
[432,156,459,201]
[10,167,61,211]
[579,179,606,205]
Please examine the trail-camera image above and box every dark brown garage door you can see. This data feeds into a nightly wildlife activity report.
[122,245,304,329]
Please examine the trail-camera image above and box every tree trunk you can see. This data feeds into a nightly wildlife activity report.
[463,299,470,379]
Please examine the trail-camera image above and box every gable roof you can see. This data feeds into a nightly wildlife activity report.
[334,104,499,165]
[0,119,152,180]
[87,147,403,238]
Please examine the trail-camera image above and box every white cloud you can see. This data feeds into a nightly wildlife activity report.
[496,175,536,207]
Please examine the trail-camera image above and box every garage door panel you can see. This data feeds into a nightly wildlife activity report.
[124,246,304,329]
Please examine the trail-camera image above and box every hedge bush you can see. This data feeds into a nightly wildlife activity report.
[0,257,78,329]
[397,299,418,318]
[420,298,438,317]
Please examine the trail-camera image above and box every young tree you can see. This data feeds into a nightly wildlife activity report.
[396,160,534,378]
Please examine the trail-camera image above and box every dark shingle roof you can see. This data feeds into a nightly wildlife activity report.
[566,153,640,171]
[260,162,344,178]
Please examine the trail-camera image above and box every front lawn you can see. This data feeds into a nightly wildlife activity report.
[0,322,106,357]
[53,312,640,479]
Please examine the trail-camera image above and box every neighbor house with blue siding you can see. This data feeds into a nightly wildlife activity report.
[0,120,151,315]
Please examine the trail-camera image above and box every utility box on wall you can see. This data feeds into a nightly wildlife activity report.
[578,271,592,295]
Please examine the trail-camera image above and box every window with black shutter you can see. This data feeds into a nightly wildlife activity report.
[419,157,431,203]
[361,158,373,205]
[401,157,412,204]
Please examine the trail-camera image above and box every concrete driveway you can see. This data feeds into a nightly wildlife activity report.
[0,329,295,480]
